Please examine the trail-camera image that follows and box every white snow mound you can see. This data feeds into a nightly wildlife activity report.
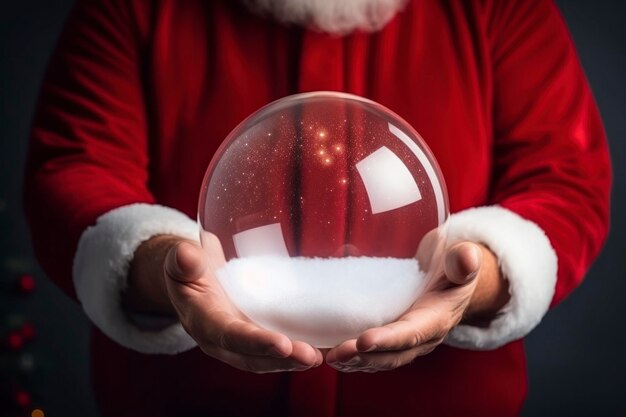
[215,256,425,347]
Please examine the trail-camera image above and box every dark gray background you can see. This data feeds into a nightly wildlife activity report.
[1,1,624,416]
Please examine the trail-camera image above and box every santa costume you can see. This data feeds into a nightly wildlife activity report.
[24,0,610,416]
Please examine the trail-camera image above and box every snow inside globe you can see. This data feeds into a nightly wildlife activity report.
[198,92,448,347]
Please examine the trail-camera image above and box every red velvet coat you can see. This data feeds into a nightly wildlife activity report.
[24,0,610,416]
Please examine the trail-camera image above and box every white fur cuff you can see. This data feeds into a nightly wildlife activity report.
[444,206,558,350]
[73,203,199,354]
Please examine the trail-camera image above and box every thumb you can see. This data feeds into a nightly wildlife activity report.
[164,240,207,283]
[444,242,482,285]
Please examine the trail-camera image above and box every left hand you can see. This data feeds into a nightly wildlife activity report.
[325,240,510,373]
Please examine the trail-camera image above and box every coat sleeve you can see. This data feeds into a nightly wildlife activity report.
[445,0,611,349]
[23,0,197,353]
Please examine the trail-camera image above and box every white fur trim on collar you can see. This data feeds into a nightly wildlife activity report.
[243,0,408,34]
[444,206,558,350]
[73,204,199,354]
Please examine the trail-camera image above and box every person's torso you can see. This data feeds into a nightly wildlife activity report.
[93,2,525,416]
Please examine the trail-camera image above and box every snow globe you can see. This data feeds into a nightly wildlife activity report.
[198,92,448,347]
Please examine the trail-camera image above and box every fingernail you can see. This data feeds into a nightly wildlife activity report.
[363,344,378,352]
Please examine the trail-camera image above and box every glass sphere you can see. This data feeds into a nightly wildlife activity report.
[198,92,448,347]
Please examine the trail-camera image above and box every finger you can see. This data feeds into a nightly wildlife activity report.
[181,304,293,358]
[290,341,324,366]
[444,242,481,285]
[330,341,441,373]
[325,339,358,365]
[206,346,319,374]
[165,240,207,283]
[172,279,307,360]
[355,307,445,352]
[218,318,294,358]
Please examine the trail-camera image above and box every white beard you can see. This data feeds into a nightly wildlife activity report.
[243,0,409,34]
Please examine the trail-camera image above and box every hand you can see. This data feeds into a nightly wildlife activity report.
[325,239,510,373]
[124,235,323,373]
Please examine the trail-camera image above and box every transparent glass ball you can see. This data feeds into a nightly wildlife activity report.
[198,92,448,347]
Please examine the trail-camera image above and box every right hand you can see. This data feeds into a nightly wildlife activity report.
[126,235,323,373]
